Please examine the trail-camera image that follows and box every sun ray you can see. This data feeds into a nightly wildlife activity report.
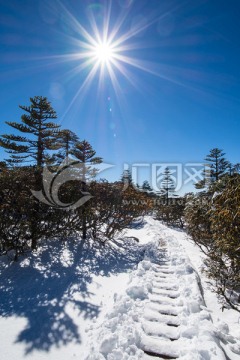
[53,2,162,121]
[58,2,99,47]
[106,4,132,45]
[103,0,112,43]
[48,0,211,123]
[60,61,100,123]
[87,9,102,45]
[106,60,131,122]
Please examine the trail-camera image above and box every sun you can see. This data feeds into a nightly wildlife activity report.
[55,1,164,119]
[93,41,115,64]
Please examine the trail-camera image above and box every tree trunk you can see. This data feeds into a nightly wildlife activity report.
[82,208,87,240]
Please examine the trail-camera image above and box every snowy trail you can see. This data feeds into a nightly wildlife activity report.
[140,237,224,360]
[1,216,240,360]
[86,218,228,359]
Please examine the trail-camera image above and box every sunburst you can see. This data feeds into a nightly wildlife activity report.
[92,41,116,65]
[45,1,192,121]
[49,0,161,120]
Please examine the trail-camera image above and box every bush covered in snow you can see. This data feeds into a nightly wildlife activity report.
[185,174,240,312]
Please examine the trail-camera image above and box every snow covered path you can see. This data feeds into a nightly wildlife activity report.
[1,216,240,360]
[140,238,225,360]
[86,218,232,359]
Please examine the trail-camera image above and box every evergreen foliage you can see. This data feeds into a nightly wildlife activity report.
[195,148,229,190]
[86,180,151,241]
[142,180,152,192]
[186,148,240,311]
[55,129,79,163]
[207,175,240,311]
[72,140,102,179]
[155,196,185,228]
[121,170,133,187]
[0,96,60,167]
[72,140,102,240]
[161,167,175,203]
[0,167,66,260]
[184,193,213,254]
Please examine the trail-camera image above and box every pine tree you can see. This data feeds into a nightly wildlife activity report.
[195,148,229,189]
[142,180,152,192]
[72,140,102,180]
[72,140,102,240]
[0,161,7,171]
[233,163,240,174]
[55,129,79,163]
[161,167,175,204]
[0,96,60,168]
[121,170,133,187]
[0,96,60,250]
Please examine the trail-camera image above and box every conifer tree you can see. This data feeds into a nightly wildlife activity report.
[161,167,175,204]
[0,96,60,168]
[142,180,152,192]
[55,129,79,163]
[233,163,240,174]
[121,170,133,187]
[195,148,229,189]
[0,161,7,171]
[72,140,102,240]
[0,96,60,250]
[72,140,102,178]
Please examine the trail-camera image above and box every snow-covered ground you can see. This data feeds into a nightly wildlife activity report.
[0,216,239,359]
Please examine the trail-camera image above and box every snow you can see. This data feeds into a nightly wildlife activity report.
[0,216,239,359]
[174,226,240,359]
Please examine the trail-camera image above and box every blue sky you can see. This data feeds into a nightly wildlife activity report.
[0,0,239,193]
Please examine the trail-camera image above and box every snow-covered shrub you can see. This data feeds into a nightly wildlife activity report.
[154,196,185,228]
[85,181,151,241]
[0,167,68,260]
[185,175,240,312]
[207,175,240,312]
[184,192,213,254]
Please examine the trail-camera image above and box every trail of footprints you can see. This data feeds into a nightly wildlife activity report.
[140,247,182,359]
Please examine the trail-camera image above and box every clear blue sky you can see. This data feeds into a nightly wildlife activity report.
[0,0,239,192]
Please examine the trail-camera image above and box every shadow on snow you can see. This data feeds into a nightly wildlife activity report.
[0,236,143,354]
